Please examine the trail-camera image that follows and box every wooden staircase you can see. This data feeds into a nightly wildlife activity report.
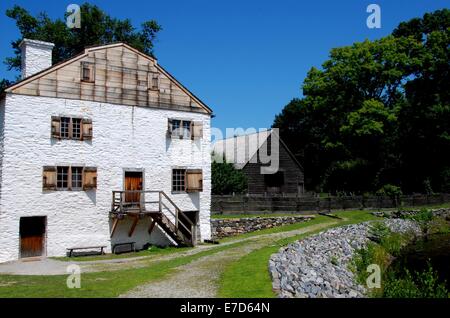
[110,190,196,246]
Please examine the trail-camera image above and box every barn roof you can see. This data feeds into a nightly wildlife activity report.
[212,129,304,171]
[212,129,273,169]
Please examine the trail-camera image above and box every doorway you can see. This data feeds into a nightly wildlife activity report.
[20,216,46,258]
[124,171,143,205]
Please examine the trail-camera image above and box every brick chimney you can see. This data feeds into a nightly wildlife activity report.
[19,39,55,79]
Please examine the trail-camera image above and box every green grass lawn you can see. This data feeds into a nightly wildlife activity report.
[0,241,245,298]
[217,210,379,298]
[0,209,379,297]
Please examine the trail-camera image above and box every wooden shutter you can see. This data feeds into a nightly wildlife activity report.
[151,73,159,90]
[43,166,57,190]
[82,118,93,140]
[167,119,173,137]
[186,169,203,192]
[83,167,97,190]
[81,62,95,82]
[191,121,203,140]
[51,116,61,139]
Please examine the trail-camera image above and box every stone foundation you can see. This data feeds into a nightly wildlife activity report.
[211,215,314,239]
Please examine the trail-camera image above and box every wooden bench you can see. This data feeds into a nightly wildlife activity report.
[112,242,136,254]
[66,246,106,257]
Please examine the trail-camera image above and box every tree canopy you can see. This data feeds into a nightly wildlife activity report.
[273,9,450,194]
[1,2,161,90]
[212,159,248,195]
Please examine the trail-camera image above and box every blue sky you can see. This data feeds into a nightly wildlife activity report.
[0,0,448,133]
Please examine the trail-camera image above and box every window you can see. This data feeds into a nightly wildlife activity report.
[172,169,186,192]
[168,119,192,139]
[72,118,82,140]
[44,166,97,191]
[149,73,159,90]
[51,117,93,140]
[182,120,191,138]
[57,167,69,190]
[264,171,285,188]
[60,117,70,139]
[81,62,95,82]
[172,169,203,193]
[71,167,83,190]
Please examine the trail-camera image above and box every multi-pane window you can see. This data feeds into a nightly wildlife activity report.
[172,169,186,192]
[71,167,83,190]
[57,167,69,190]
[60,117,71,139]
[168,119,202,140]
[182,121,191,138]
[52,117,90,140]
[43,166,97,191]
[72,118,82,140]
[169,119,191,138]
[172,169,204,193]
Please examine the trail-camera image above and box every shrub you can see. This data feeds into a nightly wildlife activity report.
[211,158,247,195]
[380,232,409,256]
[384,263,448,298]
[376,184,402,197]
[352,242,390,285]
[368,222,391,243]
[376,184,402,206]
[411,208,434,236]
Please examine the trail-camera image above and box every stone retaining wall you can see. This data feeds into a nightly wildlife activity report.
[372,207,450,219]
[269,219,421,298]
[211,215,314,239]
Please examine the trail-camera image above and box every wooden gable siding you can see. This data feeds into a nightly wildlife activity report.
[242,134,304,194]
[10,45,208,114]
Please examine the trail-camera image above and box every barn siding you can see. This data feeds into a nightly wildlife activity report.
[242,134,304,194]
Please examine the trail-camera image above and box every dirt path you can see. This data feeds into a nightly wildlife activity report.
[0,219,334,276]
[120,221,337,298]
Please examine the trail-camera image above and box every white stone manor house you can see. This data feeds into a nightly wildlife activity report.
[0,39,213,263]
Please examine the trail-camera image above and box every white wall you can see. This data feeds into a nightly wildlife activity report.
[0,94,211,263]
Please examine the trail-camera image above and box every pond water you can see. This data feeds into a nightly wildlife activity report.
[388,232,450,288]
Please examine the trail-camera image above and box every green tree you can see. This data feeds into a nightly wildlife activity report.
[273,9,450,194]
[211,159,247,195]
[1,3,161,92]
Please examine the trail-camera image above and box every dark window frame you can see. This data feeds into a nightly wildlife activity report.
[56,166,85,191]
[172,168,186,192]
[169,119,192,139]
[81,62,95,83]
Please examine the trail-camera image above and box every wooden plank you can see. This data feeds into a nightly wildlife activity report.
[128,215,139,237]
[110,218,119,238]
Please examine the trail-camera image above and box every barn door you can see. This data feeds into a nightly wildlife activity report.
[20,217,46,258]
[124,171,143,205]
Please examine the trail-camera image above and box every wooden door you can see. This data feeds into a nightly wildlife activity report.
[20,217,46,258]
[124,171,143,205]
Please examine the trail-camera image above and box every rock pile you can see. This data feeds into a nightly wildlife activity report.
[269,219,421,298]
[211,215,314,239]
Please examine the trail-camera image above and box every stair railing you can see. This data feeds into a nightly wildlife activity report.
[159,191,195,245]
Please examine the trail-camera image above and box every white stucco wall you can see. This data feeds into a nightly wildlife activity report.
[0,93,211,263]
[19,40,54,79]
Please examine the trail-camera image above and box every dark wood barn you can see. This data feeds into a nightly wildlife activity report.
[213,130,304,195]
